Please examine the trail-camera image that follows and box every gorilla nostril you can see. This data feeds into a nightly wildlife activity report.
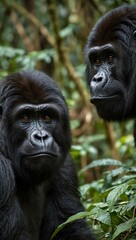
[32,130,49,143]
[92,71,107,84]
[36,133,47,140]
[35,134,42,141]
[91,76,103,87]
[94,76,103,82]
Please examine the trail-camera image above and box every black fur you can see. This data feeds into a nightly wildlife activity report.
[0,71,95,240]
[85,5,136,124]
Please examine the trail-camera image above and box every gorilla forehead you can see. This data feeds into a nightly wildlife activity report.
[86,5,136,48]
[0,70,66,108]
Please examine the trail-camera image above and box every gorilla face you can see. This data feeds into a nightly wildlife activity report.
[86,43,128,121]
[11,103,63,177]
[85,5,136,121]
[0,71,71,182]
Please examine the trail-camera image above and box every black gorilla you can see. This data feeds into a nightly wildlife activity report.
[0,71,95,240]
[85,5,136,128]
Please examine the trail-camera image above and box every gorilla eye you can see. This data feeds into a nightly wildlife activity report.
[43,115,52,123]
[22,115,30,122]
[107,55,114,63]
[95,58,101,66]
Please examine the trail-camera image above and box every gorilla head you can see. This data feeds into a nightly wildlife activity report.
[0,70,96,240]
[0,71,71,183]
[85,5,136,122]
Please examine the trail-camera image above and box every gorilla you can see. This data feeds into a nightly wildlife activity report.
[0,71,95,240]
[85,5,136,128]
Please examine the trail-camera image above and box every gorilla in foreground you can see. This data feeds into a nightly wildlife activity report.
[0,71,95,240]
[85,5,136,138]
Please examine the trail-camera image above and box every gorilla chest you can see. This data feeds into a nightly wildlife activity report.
[17,186,45,240]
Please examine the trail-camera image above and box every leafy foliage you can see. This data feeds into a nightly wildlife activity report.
[53,157,136,239]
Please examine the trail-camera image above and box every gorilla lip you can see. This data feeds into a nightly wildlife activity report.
[24,152,57,158]
[91,94,119,103]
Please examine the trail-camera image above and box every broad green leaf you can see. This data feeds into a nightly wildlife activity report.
[107,183,129,210]
[113,177,136,185]
[112,218,136,239]
[81,159,123,173]
[51,211,91,239]
[120,197,136,215]
[90,207,111,225]
[106,167,126,178]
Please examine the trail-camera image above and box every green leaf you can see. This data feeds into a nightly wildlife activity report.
[80,159,123,173]
[120,197,136,215]
[0,46,24,57]
[107,183,129,211]
[106,167,126,178]
[90,207,111,225]
[111,211,122,226]
[112,218,136,239]
[51,211,91,239]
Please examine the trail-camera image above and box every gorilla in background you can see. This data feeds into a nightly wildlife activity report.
[85,5,136,140]
[0,71,95,240]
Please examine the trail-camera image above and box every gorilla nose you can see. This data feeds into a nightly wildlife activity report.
[92,72,106,84]
[31,130,49,144]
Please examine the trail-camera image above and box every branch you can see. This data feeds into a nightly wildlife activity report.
[10,11,33,52]
[46,0,90,107]
[104,122,120,159]
[3,0,55,47]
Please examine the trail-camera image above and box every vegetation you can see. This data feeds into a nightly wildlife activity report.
[0,0,136,239]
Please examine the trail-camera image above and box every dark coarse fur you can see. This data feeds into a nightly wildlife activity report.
[85,5,136,140]
[0,71,95,240]
[86,5,136,49]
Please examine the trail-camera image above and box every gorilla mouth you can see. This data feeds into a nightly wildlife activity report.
[25,152,58,159]
[91,94,119,103]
